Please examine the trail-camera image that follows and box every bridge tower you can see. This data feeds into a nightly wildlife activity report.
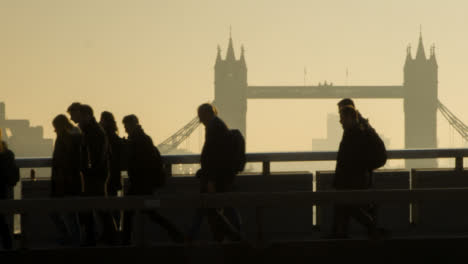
[404,32,438,168]
[214,35,248,137]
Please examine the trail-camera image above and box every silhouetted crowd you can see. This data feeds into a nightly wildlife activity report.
[0,98,390,250]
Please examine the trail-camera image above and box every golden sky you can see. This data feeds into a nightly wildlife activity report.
[0,0,467,153]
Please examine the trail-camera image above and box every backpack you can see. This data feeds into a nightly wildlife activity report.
[228,129,246,174]
[366,126,387,171]
[152,146,167,189]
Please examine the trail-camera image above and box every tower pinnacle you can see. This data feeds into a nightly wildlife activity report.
[415,29,426,60]
[225,32,236,61]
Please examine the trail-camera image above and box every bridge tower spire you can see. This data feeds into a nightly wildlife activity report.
[404,31,438,168]
[214,33,248,137]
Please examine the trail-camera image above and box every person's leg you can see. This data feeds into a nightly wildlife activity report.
[79,177,97,246]
[66,213,81,244]
[50,212,70,244]
[348,204,377,234]
[79,211,96,246]
[187,208,206,240]
[146,210,184,243]
[91,180,118,244]
[220,207,243,241]
[206,208,224,242]
[121,210,134,245]
[97,210,118,243]
[0,214,12,250]
[331,204,350,238]
[107,188,122,231]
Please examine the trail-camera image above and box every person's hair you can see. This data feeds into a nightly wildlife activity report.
[338,98,355,108]
[67,102,82,113]
[53,114,74,134]
[80,104,94,117]
[122,114,139,126]
[198,103,217,116]
[100,111,118,134]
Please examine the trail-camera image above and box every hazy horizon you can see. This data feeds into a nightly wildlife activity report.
[1,0,467,154]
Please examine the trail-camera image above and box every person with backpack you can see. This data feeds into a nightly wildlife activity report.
[185,103,243,243]
[121,114,183,245]
[0,133,18,250]
[328,98,389,239]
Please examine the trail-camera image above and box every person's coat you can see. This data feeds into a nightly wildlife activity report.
[51,127,82,197]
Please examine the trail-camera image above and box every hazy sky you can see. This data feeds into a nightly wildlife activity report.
[1,0,467,153]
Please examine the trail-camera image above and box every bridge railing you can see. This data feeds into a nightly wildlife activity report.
[15,148,468,176]
[7,148,468,247]
[3,188,468,247]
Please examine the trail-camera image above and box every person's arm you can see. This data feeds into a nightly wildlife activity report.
[87,129,107,170]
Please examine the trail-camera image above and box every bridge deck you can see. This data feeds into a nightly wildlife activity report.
[2,235,467,263]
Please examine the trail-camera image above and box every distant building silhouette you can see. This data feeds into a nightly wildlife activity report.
[312,114,342,151]
[0,102,53,157]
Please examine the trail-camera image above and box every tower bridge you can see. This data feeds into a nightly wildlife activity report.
[159,32,467,169]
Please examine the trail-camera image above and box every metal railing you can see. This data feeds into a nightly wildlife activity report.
[16,148,468,175]
[7,148,468,248]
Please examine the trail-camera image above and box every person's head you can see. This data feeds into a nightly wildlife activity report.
[339,105,358,130]
[79,104,94,125]
[122,114,139,136]
[100,111,118,135]
[67,102,82,124]
[52,114,74,135]
[337,98,355,109]
[197,103,217,126]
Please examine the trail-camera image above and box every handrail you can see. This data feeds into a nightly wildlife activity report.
[15,148,468,167]
[0,188,468,214]
[3,188,468,214]
[15,148,468,173]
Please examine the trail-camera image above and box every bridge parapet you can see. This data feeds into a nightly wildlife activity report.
[7,148,468,248]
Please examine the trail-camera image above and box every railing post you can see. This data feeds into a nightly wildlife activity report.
[455,156,463,172]
[165,163,173,177]
[262,161,270,176]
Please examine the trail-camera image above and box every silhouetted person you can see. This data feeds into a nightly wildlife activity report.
[67,103,117,246]
[67,102,83,125]
[186,103,240,243]
[121,115,183,245]
[329,99,386,239]
[49,114,82,245]
[99,111,123,228]
[0,139,18,250]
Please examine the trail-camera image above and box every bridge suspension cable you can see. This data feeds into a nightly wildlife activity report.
[437,100,468,141]
[157,116,201,154]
